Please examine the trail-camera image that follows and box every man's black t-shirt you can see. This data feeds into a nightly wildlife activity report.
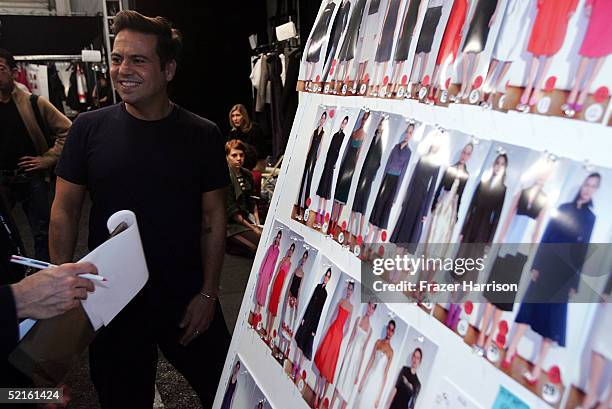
[56,103,230,305]
[0,99,37,170]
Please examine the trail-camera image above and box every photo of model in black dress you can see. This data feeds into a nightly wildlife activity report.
[334,0,368,83]
[314,116,350,229]
[504,173,600,385]
[348,117,385,244]
[389,0,424,92]
[296,111,327,220]
[290,268,332,382]
[390,142,441,254]
[329,111,370,236]
[371,0,403,92]
[322,0,352,81]
[304,1,337,80]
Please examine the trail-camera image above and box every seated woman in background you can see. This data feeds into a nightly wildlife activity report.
[226,139,262,257]
[228,104,268,177]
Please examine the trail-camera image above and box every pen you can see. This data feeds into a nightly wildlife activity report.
[10,255,107,282]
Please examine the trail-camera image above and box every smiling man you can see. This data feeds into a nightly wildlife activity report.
[49,10,231,409]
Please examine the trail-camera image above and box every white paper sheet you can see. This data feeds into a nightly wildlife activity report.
[80,210,149,330]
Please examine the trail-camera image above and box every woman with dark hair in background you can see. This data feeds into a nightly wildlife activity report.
[226,139,261,258]
[229,104,267,175]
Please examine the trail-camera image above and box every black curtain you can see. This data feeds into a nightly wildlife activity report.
[0,15,104,55]
[132,0,268,135]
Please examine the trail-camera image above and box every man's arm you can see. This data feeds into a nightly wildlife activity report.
[49,177,86,264]
[201,187,227,297]
[178,187,227,346]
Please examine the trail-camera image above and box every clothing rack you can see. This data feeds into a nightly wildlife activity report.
[14,53,101,62]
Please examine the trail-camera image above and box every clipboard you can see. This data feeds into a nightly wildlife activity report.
[8,221,130,386]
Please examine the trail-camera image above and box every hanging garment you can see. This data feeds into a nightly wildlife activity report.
[359,0,384,63]
[334,131,365,204]
[316,128,346,200]
[452,179,506,282]
[579,0,612,58]
[462,0,500,54]
[335,322,369,400]
[297,128,324,208]
[66,64,81,110]
[436,0,469,65]
[220,378,237,409]
[369,142,412,229]
[338,0,368,62]
[255,244,281,307]
[415,5,444,53]
[314,304,350,383]
[76,64,88,104]
[351,130,384,214]
[484,186,547,311]
[527,0,579,56]
[389,366,421,409]
[353,349,390,409]
[514,200,595,346]
[492,0,532,62]
[425,164,469,256]
[14,64,30,92]
[281,48,302,153]
[390,155,440,253]
[266,54,284,160]
[294,283,328,360]
[375,0,403,63]
[267,258,292,316]
[55,62,72,97]
[25,64,49,99]
[46,63,66,114]
[394,0,424,62]
[306,1,337,63]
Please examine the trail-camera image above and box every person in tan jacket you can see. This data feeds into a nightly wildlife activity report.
[0,48,71,260]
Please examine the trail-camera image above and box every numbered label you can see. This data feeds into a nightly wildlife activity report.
[353,245,361,256]
[322,222,328,233]
[323,84,330,94]
[541,383,561,404]
[418,86,428,100]
[440,90,448,104]
[536,96,551,114]
[498,94,506,109]
[468,89,480,104]
[585,103,604,122]
[456,319,469,336]
[341,84,348,95]
[338,232,345,244]
[303,210,310,222]
[397,86,405,98]
[359,83,367,95]
[380,86,387,98]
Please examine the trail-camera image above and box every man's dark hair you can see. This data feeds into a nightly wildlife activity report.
[112,10,182,69]
[0,48,16,70]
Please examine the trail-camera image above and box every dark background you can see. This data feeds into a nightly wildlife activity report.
[0,1,319,135]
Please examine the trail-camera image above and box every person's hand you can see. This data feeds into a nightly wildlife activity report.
[251,225,262,235]
[11,262,98,319]
[18,155,52,172]
[179,291,217,346]
[531,269,539,282]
